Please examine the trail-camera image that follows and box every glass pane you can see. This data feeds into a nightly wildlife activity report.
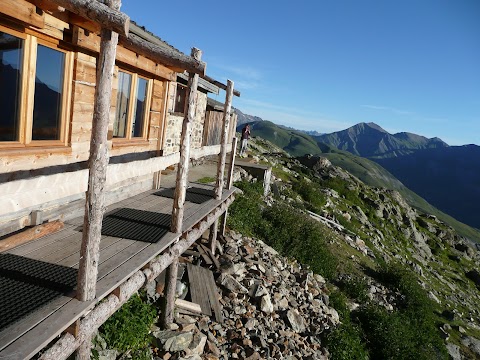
[132,77,148,138]
[114,71,131,138]
[174,85,186,113]
[0,31,23,141]
[32,45,65,140]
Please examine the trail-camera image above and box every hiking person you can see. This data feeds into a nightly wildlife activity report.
[239,123,251,157]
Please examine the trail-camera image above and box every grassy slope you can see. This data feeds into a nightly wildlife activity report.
[247,121,322,157]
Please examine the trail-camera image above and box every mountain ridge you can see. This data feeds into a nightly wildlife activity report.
[234,109,480,239]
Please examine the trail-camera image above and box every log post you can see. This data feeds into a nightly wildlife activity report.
[162,257,179,327]
[170,48,202,233]
[226,137,238,190]
[75,334,92,360]
[76,0,120,302]
[219,209,228,237]
[214,80,234,200]
[209,219,218,255]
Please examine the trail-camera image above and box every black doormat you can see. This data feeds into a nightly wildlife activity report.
[0,254,77,331]
[101,208,171,243]
[154,187,215,204]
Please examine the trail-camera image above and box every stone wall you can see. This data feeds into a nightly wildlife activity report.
[191,92,207,149]
[163,82,207,155]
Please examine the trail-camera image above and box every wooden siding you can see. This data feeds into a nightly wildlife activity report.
[203,112,237,146]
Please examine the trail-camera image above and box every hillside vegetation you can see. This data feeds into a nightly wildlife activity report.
[230,136,480,358]
[238,120,480,243]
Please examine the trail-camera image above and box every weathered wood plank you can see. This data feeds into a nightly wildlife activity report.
[0,221,64,253]
[175,299,202,314]
[0,0,45,28]
[187,263,212,316]
[73,27,176,80]
[7,225,77,256]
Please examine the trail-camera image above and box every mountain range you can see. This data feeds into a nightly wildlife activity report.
[235,113,480,240]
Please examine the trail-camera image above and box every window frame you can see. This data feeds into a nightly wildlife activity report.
[112,67,153,146]
[0,24,73,150]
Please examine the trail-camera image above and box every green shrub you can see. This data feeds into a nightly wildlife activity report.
[227,181,265,236]
[354,263,448,360]
[339,276,369,303]
[326,291,368,360]
[228,182,337,279]
[99,293,157,353]
[259,203,337,279]
[292,179,327,212]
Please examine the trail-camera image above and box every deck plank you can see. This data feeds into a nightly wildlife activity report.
[19,232,83,261]
[0,297,95,359]
[6,224,77,256]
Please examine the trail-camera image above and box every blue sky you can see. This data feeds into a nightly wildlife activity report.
[122,0,479,145]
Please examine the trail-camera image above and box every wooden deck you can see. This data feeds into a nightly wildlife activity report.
[0,184,235,360]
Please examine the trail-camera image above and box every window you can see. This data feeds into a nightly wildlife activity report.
[173,83,187,114]
[0,32,23,142]
[113,70,151,141]
[0,26,72,148]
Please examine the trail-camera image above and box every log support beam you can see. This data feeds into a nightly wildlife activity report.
[75,334,92,360]
[203,74,240,97]
[119,34,206,77]
[219,209,228,237]
[162,257,179,327]
[215,80,234,200]
[209,219,218,255]
[171,48,202,233]
[76,0,119,302]
[48,0,129,36]
[40,193,235,360]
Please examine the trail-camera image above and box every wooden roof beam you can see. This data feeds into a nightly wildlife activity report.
[47,0,129,36]
[203,74,241,97]
[119,33,206,77]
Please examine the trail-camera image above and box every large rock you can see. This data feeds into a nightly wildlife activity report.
[219,273,248,294]
[260,293,274,313]
[286,309,306,333]
[152,330,193,352]
[445,343,462,360]
[461,336,480,357]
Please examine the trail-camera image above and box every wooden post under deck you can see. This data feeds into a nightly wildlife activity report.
[214,80,234,200]
[76,0,120,302]
[209,219,218,254]
[171,48,202,233]
[162,257,179,327]
[219,210,228,237]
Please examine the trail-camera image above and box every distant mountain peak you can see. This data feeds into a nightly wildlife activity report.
[365,122,388,132]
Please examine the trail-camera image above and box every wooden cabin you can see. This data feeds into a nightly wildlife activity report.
[0,0,239,358]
